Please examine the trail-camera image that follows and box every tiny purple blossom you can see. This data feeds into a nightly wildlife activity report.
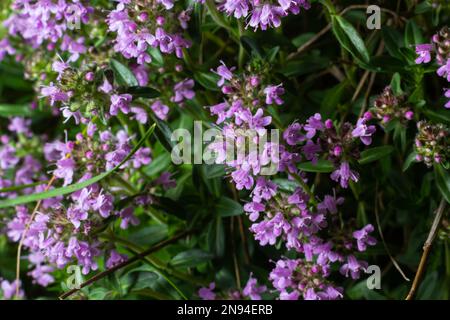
[330,162,359,188]
[110,94,132,116]
[198,282,216,300]
[171,79,195,103]
[351,118,376,145]
[353,224,377,251]
[414,44,433,64]
[264,84,285,105]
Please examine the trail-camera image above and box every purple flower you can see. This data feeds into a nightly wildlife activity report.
[0,145,19,169]
[91,192,114,218]
[110,94,132,116]
[252,177,277,202]
[151,100,170,120]
[330,162,359,188]
[288,187,309,210]
[317,194,344,214]
[131,107,148,124]
[0,38,16,61]
[154,172,177,190]
[301,139,321,163]
[8,117,31,135]
[40,84,69,106]
[339,255,368,279]
[283,122,304,145]
[437,59,450,82]
[119,207,140,229]
[231,168,254,190]
[28,264,55,287]
[54,157,76,186]
[99,79,113,94]
[264,84,285,105]
[106,250,127,268]
[67,207,88,229]
[198,282,216,300]
[304,113,324,139]
[353,224,377,252]
[251,213,289,246]
[445,89,450,109]
[351,118,376,145]
[132,147,152,168]
[1,280,23,299]
[221,0,249,19]
[171,79,195,103]
[248,5,284,30]
[242,274,266,300]
[213,61,235,87]
[415,44,433,64]
[244,201,265,221]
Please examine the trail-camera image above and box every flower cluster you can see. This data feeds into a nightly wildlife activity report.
[205,62,377,300]
[369,87,414,124]
[218,0,311,30]
[3,0,92,62]
[0,117,175,291]
[284,112,376,188]
[207,61,285,190]
[198,274,267,300]
[414,120,449,167]
[107,0,191,64]
[415,26,450,108]
[0,279,24,300]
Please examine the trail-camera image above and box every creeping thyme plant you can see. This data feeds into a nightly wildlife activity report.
[0,0,449,300]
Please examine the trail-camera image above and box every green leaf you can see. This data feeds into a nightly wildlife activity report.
[0,103,33,117]
[404,20,424,47]
[203,164,226,179]
[170,249,213,268]
[88,288,109,300]
[292,32,315,48]
[273,178,300,192]
[205,0,236,37]
[320,81,348,117]
[0,180,49,194]
[382,27,404,60]
[0,124,156,208]
[390,73,403,95]
[434,164,450,203]
[402,151,417,172]
[121,86,161,99]
[359,146,394,165]
[147,47,164,67]
[297,159,334,173]
[332,15,370,63]
[194,71,220,91]
[265,46,280,63]
[240,36,263,58]
[128,225,168,246]
[208,217,225,257]
[110,59,139,87]
[149,113,175,153]
[422,108,450,125]
[143,153,171,176]
[216,196,243,217]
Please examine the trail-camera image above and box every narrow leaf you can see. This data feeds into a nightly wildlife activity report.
[110,59,139,87]
[359,146,394,165]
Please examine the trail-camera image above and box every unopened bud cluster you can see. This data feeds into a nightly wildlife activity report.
[414,121,449,167]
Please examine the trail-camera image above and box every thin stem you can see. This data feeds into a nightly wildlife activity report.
[405,199,447,300]
[15,175,56,298]
[59,230,191,300]
[374,186,410,282]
